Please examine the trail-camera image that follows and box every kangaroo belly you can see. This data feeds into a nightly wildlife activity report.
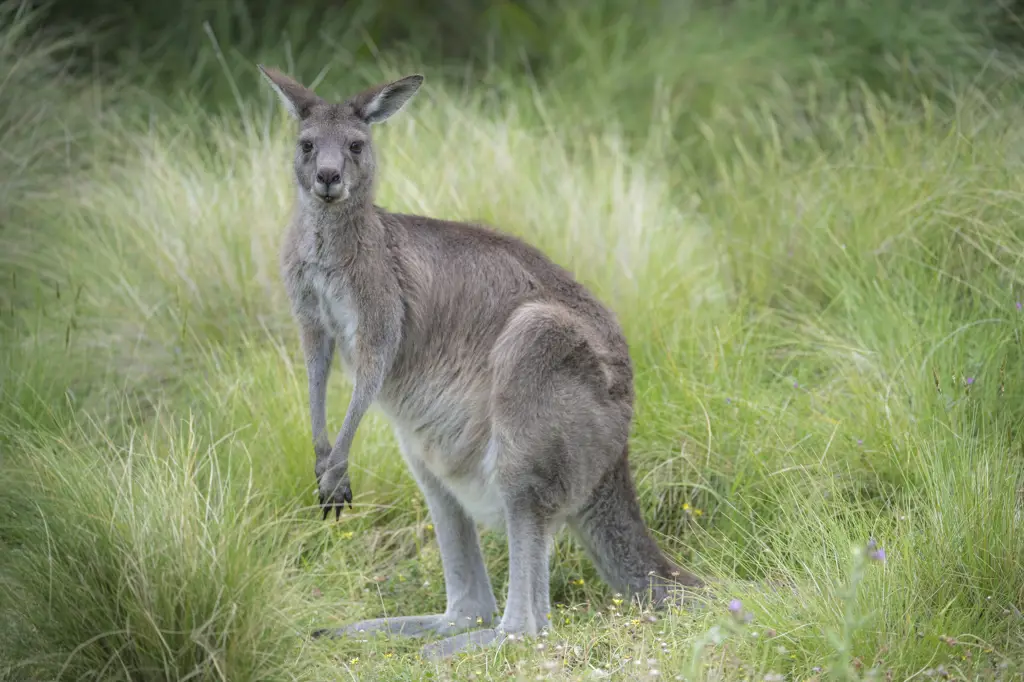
[445,464,506,530]
[379,378,489,474]
[381,373,506,528]
[397,426,506,530]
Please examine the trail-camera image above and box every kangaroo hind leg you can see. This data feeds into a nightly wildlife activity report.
[320,440,498,640]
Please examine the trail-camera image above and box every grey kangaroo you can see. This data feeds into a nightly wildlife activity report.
[259,65,704,659]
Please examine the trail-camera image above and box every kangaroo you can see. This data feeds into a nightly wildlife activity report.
[259,65,704,660]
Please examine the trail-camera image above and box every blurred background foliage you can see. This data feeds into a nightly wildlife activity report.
[37,0,1024,103]
[24,0,1024,179]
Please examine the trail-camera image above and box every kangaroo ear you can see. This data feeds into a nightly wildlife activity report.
[258,64,321,120]
[348,74,424,125]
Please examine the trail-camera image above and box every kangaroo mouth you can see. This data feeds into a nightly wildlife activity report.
[312,187,348,204]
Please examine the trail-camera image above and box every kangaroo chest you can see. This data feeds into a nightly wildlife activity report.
[295,263,360,371]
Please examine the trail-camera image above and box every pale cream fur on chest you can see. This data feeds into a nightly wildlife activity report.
[303,266,360,370]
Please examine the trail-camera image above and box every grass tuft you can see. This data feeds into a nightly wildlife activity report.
[0,413,323,681]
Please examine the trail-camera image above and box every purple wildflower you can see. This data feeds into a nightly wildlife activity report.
[793,381,799,389]
[729,599,743,614]
[1017,301,1022,311]
[865,538,885,562]
[726,397,732,404]
[966,377,975,385]
[856,439,863,446]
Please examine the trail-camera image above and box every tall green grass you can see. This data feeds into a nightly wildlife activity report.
[2,1,1024,680]
[0,415,320,681]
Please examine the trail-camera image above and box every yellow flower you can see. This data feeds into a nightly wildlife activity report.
[349,657,359,664]
[341,531,354,539]
[574,577,585,586]
[425,523,434,531]
[694,509,703,517]
[682,503,690,511]
[383,652,393,658]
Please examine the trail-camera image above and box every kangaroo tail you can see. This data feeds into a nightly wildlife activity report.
[569,445,703,606]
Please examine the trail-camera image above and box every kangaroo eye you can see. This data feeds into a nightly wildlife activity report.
[349,141,364,155]
[299,140,314,154]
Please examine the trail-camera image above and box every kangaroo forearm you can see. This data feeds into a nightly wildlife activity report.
[328,387,371,469]
[327,334,397,469]
[301,324,335,450]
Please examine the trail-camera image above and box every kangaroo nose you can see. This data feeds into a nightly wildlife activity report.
[316,168,341,186]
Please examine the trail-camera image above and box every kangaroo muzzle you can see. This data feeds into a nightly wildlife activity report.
[313,162,346,202]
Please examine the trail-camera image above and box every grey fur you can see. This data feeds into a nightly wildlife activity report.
[259,65,704,659]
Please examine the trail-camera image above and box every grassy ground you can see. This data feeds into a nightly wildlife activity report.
[2,1,1024,680]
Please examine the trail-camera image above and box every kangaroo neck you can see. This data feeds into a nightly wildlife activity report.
[299,191,382,259]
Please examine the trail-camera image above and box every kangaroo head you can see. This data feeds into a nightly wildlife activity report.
[258,65,423,206]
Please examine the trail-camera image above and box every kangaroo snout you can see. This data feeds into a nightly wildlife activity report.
[316,168,341,186]
[313,166,345,202]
